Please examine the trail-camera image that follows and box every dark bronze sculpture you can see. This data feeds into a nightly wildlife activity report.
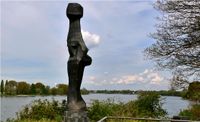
[66,3,92,112]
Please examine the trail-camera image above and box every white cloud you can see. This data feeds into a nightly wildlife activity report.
[120,75,143,84]
[114,69,163,85]
[89,76,96,81]
[82,30,100,48]
[85,69,164,86]
[150,74,163,85]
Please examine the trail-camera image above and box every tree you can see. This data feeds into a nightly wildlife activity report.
[17,81,30,95]
[56,84,68,95]
[50,87,57,95]
[184,81,200,102]
[35,82,45,95]
[81,88,89,95]
[1,80,4,94]
[4,80,8,94]
[145,0,200,88]
[30,83,36,95]
[170,75,190,90]
[5,80,17,95]
[42,85,50,95]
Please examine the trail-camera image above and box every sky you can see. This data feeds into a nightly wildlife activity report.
[1,0,171,90]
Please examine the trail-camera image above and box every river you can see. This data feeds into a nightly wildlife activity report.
[0,94,190,121]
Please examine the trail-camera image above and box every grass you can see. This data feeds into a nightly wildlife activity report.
[6,118,58,122]
[107,119,159,122]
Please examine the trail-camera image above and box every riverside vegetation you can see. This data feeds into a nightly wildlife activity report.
[5,92,200,122]
[4,92,200,122]
[1,80,200,121]
[1,80,200,120]
[5,92,167,122]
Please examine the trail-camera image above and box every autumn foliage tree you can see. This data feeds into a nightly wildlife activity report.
[145,0,200,88]
[17,81,30,95]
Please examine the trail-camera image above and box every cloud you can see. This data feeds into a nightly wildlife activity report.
[82,30,100,49]
[114,70,163,85]
[85,69,164,86]
[89,76,96,81]
[119,75,143,84]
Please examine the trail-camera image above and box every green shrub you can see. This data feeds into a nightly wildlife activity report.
[16,99,67,122]
[6,118,58,122]
[179,104,200,120]
[116,92,167,118]
[134,92,167,118]
[114,101,137,117]
[88,99,123,122]
[9,93,167,122]
[88,92,167,121]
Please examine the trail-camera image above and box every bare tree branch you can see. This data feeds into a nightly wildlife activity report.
[144,0,200,88]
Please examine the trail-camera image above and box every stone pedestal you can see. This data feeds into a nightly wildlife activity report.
[63,110,89,122]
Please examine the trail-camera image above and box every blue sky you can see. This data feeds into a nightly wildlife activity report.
[1,0,171,90]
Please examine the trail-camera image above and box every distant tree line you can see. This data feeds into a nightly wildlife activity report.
[90,89,183,96]
[1,79,199,102]
[0,80,89,96]
[90,88,200,102]
[90,90,134,94]
[134,90,183,97]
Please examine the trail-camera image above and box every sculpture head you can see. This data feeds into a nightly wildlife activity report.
[67,3,83,19]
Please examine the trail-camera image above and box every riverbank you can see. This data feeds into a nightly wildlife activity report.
[4,92,167,122]
[1,93,190,122]
[4,92,200,122]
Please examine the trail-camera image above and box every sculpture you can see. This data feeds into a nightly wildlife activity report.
[66,3,92,112]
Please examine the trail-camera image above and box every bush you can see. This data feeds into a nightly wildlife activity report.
[114,100,137,117]
[179,104,200,120]
[16,99,67,122]
[9,93,167,122]
[116,92,167,118]
[88,92,167,121]
[88,99,123,121]
[134,92,167,118]
[6,118,58,122]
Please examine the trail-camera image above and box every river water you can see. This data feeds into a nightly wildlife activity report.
[0,94,190,121]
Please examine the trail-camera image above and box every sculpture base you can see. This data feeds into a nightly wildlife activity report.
[63,110,89,122]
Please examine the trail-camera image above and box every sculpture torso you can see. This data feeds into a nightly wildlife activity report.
[66,3,92,112]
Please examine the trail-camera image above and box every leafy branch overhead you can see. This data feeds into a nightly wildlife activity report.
[145,0,200,84]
